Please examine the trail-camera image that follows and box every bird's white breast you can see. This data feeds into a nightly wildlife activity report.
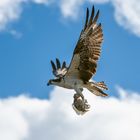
[59,77,84,89]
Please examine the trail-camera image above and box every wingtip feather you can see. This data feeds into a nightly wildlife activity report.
[50,60,56,71]
[56,58,61,69]
[84,7,89,30]
[93,10,100,23]
[89,5,95,26]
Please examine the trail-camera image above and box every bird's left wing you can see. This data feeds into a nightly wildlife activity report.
[51,58,67,78]
[65,6,103,82]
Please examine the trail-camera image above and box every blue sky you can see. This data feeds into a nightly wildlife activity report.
[0,0,140,99]
[0,1,140,140]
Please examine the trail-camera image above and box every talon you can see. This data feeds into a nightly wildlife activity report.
[72,93,90,115]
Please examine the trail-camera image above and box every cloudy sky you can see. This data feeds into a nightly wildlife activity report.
[0,0,140,140]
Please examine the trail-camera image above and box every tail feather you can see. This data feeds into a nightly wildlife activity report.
[85,82,108,97]
[95,81,108,90]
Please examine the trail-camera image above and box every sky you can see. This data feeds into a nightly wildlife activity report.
[0,0,140,140]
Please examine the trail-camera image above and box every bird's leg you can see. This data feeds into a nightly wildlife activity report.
[74,85,84,99]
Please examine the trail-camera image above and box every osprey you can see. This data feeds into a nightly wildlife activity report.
[47,6,108,114]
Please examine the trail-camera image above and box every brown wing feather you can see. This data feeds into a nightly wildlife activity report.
[65,6,103,81]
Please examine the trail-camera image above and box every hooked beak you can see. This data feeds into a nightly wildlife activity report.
[47,80,51,86]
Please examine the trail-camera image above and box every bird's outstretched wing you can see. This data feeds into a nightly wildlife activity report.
[65,6,103,82]
[50,58,67,78]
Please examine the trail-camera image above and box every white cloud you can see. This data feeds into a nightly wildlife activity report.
[59,0,140,37]
[88,0,109,4]
[0,86,140,140]
[0,0,23,30]
[0,0,140,37]
[0,0,50,31]
[59,0,84,19]
[31,0,51,4]
[112,0,140,37]
[59,0,108,19]
[0,0,107,31]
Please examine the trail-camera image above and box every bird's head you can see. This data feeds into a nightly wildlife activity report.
[47,78,61,86]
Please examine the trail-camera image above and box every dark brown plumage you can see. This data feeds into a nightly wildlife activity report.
[65,6,103,82]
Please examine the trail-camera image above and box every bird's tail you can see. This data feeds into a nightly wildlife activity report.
[84,81,108,97]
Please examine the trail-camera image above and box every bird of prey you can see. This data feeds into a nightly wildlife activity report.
[47,6,108,114]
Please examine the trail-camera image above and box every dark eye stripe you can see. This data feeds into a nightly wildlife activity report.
[52,78,61,82]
